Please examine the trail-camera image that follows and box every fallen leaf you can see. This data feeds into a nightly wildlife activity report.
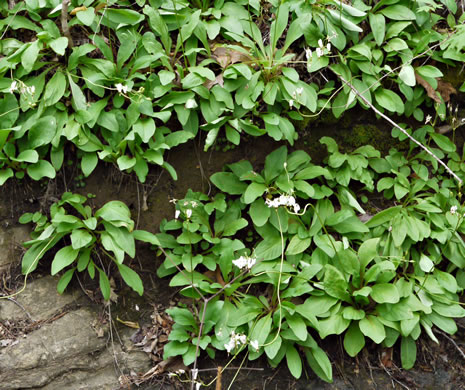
[212,46,253,68]
[437,80,456,102]
[204,73,224,89]
[117,316,140,329]
[415,73,441,103]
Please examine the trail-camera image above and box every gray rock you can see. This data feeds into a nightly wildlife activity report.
[0,225,30,272]
[0,276,152,390]
[0,275,81,322]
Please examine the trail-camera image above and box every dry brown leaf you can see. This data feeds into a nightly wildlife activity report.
[381,347,393,368]
[415,73,441,103]
[204,73,224,89]
[116,316,140,329]
[212,46,252,68]
[437,80,456,102]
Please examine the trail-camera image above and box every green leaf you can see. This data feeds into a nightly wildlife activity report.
[249,199,271,227]
[103,8,145,26]
[264,146,287,183]
[51,245,79,275]
[324,264,350,302]
[116,263,143,296]
[380,5,416,20]
[133,118,156,143]
[133,230,161,246]
[163,341,189,359]
[286,235,311,255]
[286,313,308,341]
[430,133,456,153]
[244,182,267,204]
[28,116,57,148]
[375,88,403,114]
[365,206,402,228]
[419,254,434,273]
[255,234,285,261]
[304,346,333,383]
[399,65,416,86]
[343,322,365,357]
[368,13,385,45]
[370,283,400,304]
[13,150,38,163]
[98,268,111,300]
[21,40,40,72]
[57,268,75,294]
[71,229,93,249]
[250,314,272,346]
[210,172,247,195]
[76,7,95,26]
[68,73,87,111]
[50,37,69,56]
[359,315,386,344]
[286,345,302,379]
[44,72,66,106]
[95,201,134,230]
[416,65,443,79]
[27,160,56,180]
[117,155,137,171]
[401,336,417,369]
[81,152,98,177]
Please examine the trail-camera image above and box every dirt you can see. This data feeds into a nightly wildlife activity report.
[1,111,465,389]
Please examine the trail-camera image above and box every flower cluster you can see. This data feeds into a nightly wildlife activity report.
[289,87,304,108]
[224,331,247,353]
[450,205,458,215]
[265,194,300,213]
[305,38,331,61]
[115,83,130,94]
[232,255,256,270]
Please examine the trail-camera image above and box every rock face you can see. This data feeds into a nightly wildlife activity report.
[0,224,30,273]
[0,276,152,390]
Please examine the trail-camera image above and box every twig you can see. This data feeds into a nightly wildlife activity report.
[61,0,74,48]
[6,297,34,321]
[378,354,411,390]
[335,74,462,185]
[435,329,465,360]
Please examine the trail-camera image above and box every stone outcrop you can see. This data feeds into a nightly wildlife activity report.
[0,276,152,390]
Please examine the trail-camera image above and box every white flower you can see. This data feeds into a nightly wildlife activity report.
[175,210,180,219]
[195,382,201,390]
[232,255,256,270]
[185,98,198,109]
[168,372,176,378]
[250,339,259,351]
[9,81,17,94]
[190,201,198,208]
[327,43,331,52]
[27,85,35,95]
[224,331,247,353]
[388,225,392,232]
[450,205,458,215]
[425,114,432,125]
[186,209,192,218]
[115,83,128,94]
[265,194,300,213]
[289,99,294,108]
[305,47,312,61]
[316,48,323,58]
[318,39,324,48]
[295,87,304,96]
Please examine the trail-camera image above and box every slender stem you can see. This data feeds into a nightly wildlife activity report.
[335,73,462,185]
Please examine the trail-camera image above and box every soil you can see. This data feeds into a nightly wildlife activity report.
[1,109,465,390]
